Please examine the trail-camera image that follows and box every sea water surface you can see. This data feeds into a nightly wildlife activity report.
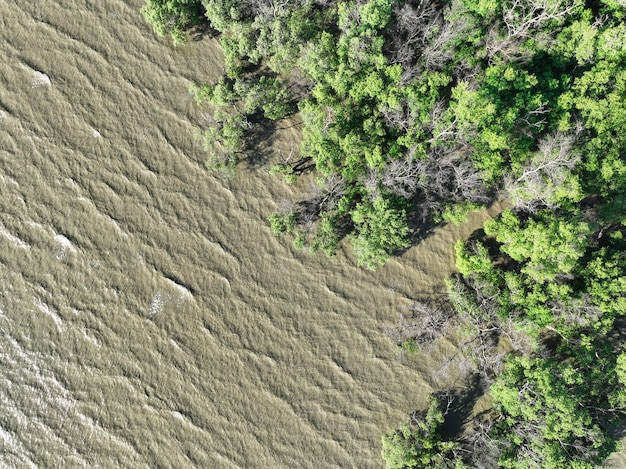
[1,1,510,467]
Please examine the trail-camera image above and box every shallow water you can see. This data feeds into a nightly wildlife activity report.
[0,1,532,467]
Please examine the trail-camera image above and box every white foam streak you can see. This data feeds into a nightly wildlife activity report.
[33,296,64,330]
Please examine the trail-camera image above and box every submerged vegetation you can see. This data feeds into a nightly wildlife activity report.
[142,0,625,466]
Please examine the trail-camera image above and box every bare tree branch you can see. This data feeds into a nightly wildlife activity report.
[506,132,579,211]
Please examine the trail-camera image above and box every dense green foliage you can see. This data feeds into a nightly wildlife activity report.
[490,347,623,468]
[381,396,459,469]
[383,325,626,468]
[141,0,203,45]
[382,0,625,460]
[381,1,623,465]
[142,0,626,466]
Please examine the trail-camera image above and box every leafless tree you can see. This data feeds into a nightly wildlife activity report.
[387,0,476,82]
[366,143,490,221]
[379,152,422,199]
[414,146,491,212]
[299,172,347,221]
[463,418,504,469]
[505,131,579,211]
[428,95,478,146]
[387,1,442,70]
[247,0,331,19]
[549,294,604,329]
[454,60,483,88]
[421,11,473,71]
[464,336,506,391]
[380,102,418,132]
[502,0,582,40]
[519,102,550,131]
[384,300,455,349]
[362,170,380,200]
[363,144,491,220]
[486,0,584,62]
[438,390,457,416]
[446,276,521,389]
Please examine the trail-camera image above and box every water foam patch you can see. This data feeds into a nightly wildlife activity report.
[148,291,164,318]
[31,71,51,88]
[33,297,64,331]
[53,234,76,260]
[0,225,30,249]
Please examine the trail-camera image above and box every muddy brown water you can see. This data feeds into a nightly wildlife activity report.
[3,1,623,468]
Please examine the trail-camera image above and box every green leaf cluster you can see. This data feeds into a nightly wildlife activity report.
[382,396,460,469]
[491,343,623,469]
[141,0,203,45]
[351,196,410,270]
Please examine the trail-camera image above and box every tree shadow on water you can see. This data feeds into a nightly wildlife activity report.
[438,374,491,441]
[240,116,279,169]
[394,202,444,258]
[188,17,218,41]
[240,111,308,171]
